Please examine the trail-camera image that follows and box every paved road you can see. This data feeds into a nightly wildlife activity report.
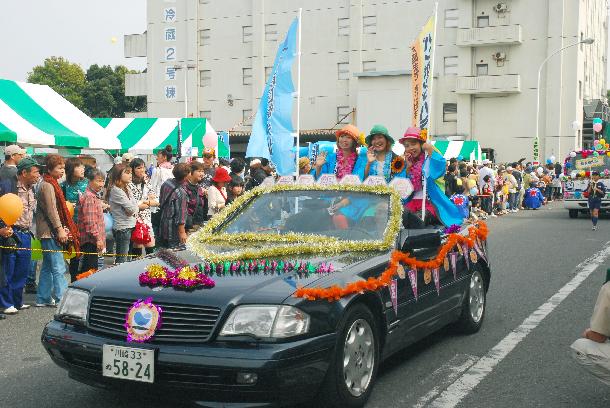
[1,203,609,408]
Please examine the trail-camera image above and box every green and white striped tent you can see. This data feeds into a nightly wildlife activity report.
[93,118,217,156]
[431,140,482,161]
[0,79,120,149]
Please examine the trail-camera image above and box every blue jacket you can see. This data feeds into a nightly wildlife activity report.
[524,188,544,209]
[311,150,367,181]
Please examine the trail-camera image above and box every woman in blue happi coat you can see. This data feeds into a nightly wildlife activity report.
[358,124,407,183]
[312,124,367,181]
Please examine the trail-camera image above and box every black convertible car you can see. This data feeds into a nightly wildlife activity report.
[42,184,490,407]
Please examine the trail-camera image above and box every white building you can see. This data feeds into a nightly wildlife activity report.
[125,0,608,163]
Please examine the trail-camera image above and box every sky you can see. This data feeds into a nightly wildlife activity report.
[0,0,147,81]
[0,1,609,87]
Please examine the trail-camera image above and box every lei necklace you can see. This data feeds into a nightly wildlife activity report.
[371,152,394,183]
[335,150,357,179]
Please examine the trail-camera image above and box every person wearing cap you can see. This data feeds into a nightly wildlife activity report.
[399,126,464,226]
[586,171,606,230]
[0,157,40,314]
[360,124,406,182]
[312,124,366,180]
[298,157,312,175]
[207,167,232,218]
[121,152,135,164]
[0,145,26,193]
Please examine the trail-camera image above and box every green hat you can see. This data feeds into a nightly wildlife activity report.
[366,124,394,147]
[16,157,39,172]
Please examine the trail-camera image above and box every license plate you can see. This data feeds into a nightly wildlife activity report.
[102,345,154,383]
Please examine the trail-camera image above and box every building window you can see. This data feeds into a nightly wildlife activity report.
[265,24,278,41]
[265,66,273,80]
[243,109,253,125]
[362,61,376,72]
[363,16,376,34]
[338,62,349,80]
[242,26,252,43]
[337,106,351,124]
[444,56,458,75]
[476,64,488,76]
[200,110,211,122]
[477,16,489,28]
[443,103,457,122]
[242,68,252,85]
[199,29,210,46]
[200,70,211,87]
[445,9,458,28]
[338,17,350,36]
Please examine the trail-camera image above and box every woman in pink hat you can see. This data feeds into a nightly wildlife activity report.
[312,124,366,180]
[400,127,464,226]
[207,167,232,218]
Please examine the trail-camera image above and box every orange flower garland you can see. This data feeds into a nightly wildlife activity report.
[294,221,489,301]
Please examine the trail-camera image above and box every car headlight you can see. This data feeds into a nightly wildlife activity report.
[220,305,310,338]
[56,288,89,323]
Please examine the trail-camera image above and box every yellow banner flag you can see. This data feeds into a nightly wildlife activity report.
[410,15,435,131]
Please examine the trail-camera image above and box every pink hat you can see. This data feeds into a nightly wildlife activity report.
[399,127,426,143]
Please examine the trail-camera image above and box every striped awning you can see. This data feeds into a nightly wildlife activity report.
[94,117,217,156]
[431,140,482,161]
[0,79,119,149]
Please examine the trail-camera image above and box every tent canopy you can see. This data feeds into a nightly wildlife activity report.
[431,140,482,161]
[0,79,120,149]
[94,117,217,156]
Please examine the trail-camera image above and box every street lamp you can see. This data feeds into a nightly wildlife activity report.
[174,64,197,118]
[535,37,594,162]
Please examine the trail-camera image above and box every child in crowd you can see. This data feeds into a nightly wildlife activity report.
[524,180,545,210]
[77,169,106,273]
[480,174,493,215]
[450,182,470,220]
[226,175,245,206]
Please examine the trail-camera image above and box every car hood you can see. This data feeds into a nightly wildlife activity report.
[74,243,387,308]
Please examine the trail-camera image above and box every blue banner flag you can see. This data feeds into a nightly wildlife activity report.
[245,17,299,175]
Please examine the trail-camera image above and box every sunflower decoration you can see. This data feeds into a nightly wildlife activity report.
[391,156,406,174]
[358,132,367,147]
[420,128,428,141]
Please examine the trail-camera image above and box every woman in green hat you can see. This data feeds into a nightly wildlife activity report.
[360,124,406,182]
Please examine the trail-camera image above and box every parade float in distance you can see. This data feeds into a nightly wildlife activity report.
[563,126,610,218]
[41,175,491,407]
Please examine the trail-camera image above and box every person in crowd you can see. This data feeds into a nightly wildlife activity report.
[229,157,246,180]
[361,124,405,182]
[586,171,606,231]
[399,127,463,226]
[543,165,554,201]
[62,157,88,282]
[552,165,563,200]
[450,181,470,220]
[128,158,158,256]
[313,124,365,180]
[149,145,174,237]
[157,163,190,248]
[505,166,518,213]
[524,179,545,210]
[298,157,312,175]
[201,148,217,188]
[0,145,26,191]
[512,162,524,210]
[107,164,138,264]
[571,281,610,385]
[246,158,273,190]
[219,158,231,173]
[121,152,134,165]
[444,164,459,197]
[77,169,106,272]
[35,154,77,307]
[226,175,245,205]
[183,161,207,230]
[480,174,494,216]
[478,160,495,191]
[208,167,233,218]
[0,157,40,314]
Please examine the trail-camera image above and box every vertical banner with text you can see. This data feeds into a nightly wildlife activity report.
[410,14,435,131]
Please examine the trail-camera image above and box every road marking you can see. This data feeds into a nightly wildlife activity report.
[429,241,610,408]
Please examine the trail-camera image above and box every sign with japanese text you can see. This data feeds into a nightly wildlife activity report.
[410,15,435,130]
[575,156,605,170]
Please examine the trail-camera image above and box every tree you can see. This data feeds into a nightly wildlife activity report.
[27,57,86,109]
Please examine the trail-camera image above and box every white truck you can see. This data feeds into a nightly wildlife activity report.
[563,152,610,218]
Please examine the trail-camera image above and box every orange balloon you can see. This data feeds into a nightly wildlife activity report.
[0,193,24,226]
[66,201,75,218]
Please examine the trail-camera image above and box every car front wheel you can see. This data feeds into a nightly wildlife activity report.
[317,303,379,407]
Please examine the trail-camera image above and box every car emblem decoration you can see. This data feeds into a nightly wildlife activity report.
[295,221,488,302]
[124,298,163,343]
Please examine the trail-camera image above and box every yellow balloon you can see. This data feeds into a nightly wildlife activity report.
[607,152,610,157]
[0,193,24,226]
[110,37,118,44]
[599,139,606,145]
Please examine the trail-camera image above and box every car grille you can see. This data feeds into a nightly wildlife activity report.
[88,297,221,343]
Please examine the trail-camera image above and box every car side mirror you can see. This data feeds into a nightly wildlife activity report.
[401,230,442,254]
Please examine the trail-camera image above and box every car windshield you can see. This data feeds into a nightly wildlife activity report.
[222,190,391,241]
